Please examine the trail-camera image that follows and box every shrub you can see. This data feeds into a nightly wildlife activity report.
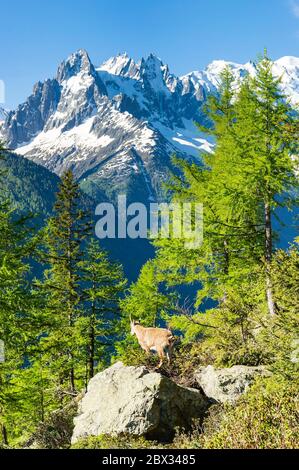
[200,376,299,449]
[26,402,77,449]
[71,434,162,449]
[168,376,298,449]
[113,339,158,368]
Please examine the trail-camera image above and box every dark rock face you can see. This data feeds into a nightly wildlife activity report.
[5,78,61,147]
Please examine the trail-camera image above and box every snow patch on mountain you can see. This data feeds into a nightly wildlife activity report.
[17,116,114,158]
[155,120,213,157]
[63,73,94,95]
[99,53,140,79]
[272,56,299,104]
[17,106,157,167]
[0,49,298,204]
[181,56,299,106]
[180,60,256,96]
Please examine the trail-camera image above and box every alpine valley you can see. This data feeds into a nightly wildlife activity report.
[1,50,299,277]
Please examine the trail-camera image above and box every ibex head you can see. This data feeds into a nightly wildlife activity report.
[130,319,136,335]
[129,316,140,335]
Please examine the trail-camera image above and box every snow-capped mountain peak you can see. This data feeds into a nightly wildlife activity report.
[271,56,299,104]
[0,50,298,205]
[275,56,299,69]
[98,52,140,79]
[56,49,95,82]
[139,53,173,94]
[203,57,299,104]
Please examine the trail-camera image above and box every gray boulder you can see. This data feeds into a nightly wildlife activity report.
[71,362,209,443]
[195,365,269,403]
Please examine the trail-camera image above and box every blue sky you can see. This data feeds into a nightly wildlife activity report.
[1,0,299,108]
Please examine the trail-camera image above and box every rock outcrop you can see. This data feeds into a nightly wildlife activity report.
[195,365,269,403]
[71,362,209,444]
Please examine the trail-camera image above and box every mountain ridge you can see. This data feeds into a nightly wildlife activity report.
[0,50,298,205]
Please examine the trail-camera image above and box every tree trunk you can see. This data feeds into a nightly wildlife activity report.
[1,423,8,446]
[88,311,95,381]
[221,239,229,304]
[39,363,45,422]
[67,219,76,394]
[70,365,75,394]
[69,310,76,393]
[264,201,276,315]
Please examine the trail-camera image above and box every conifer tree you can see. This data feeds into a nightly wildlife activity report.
[120,259,172,327]
[78,238,126,382]
[37,170,90,396]
[149,55,298,346]
[0,143,38,445]
[231,54,299,314]
[152,67,252,308]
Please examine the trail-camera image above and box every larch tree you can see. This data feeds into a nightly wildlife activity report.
[36,170,91,396]
[78,238,126,383]
[0,143,39,445]
[232,54,299,315]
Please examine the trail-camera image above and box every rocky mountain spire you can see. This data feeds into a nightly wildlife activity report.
[98,53,140,79]
[56,49,96,82]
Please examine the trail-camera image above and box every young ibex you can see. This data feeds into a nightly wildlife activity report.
[130,319,175,368]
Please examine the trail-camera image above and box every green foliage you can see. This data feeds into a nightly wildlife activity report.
[114,339,158,368]
[0,160,126,446]
[149,55,298,367]
[168,244,299,369]
[78,238,126,379]
[1,361,55,445]
[258,244,299,380]
[0,144,42,446]
[230,55,298,315]
[113,56,298,402]
[115,259,174,365]
[71,434,161,449]
[32,170,126,408]
[200,376,299,449]
[26,402,77,449]
[35,169,91,396]
[120,259,173,326]
[0,151,59,219]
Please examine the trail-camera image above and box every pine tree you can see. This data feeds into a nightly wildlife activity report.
[37,170,91,396]
[152,67,257,309]
[232,54,299,314]
[120,259,172,327]
[78,239,126,382]
[149,56,298,350]
[0,205,29,445]
[0,143,39,445]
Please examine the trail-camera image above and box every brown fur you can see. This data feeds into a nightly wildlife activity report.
[131,322,175,368]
